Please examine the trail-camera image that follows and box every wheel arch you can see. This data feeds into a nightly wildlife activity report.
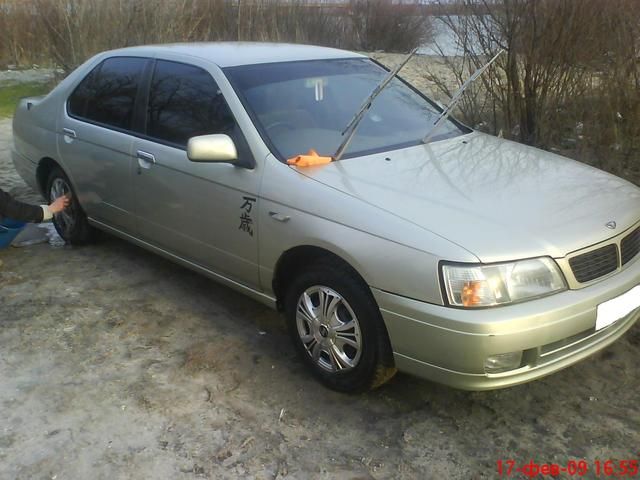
[272,245,370,312]
[36,157,63,197]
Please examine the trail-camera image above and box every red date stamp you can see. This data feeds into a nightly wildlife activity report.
[497,459,639,477]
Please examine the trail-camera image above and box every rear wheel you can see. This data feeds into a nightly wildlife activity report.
[46,166,95,245]
[284,259,396,393]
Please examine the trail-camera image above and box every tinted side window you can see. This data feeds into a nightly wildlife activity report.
[68,57,146,130]
[68,64,101,118]
[147,60,235,146]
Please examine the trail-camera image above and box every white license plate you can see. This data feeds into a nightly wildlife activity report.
[596,285,640,331]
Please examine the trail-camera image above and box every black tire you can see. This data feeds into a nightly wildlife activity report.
[46,166,96,245]
[284,258,397,393]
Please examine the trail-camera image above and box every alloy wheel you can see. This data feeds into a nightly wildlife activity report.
[295,285,363,373]
[49,177,75,233]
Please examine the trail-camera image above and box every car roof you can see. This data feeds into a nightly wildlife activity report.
[106,42,364,68]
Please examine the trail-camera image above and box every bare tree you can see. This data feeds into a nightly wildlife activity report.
[2,0,432,72]
[426,0,639,182]
[349,0,432,52]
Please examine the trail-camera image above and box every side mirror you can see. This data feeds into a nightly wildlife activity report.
[187,134,238,163]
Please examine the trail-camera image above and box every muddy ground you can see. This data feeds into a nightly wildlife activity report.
[1,104,639,480]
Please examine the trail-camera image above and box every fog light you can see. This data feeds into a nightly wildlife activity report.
[484,351,523,374]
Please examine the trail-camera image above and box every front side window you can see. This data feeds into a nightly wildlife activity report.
[146,60,236,147]
[68,57,147,130]
[225,58,467,161]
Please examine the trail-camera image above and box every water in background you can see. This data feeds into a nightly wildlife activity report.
[419,16,487,56]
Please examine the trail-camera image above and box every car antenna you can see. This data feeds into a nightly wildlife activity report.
[333,47,418,161]
[422,49,504,144]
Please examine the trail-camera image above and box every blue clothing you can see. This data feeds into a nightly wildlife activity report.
[0,218,26,249]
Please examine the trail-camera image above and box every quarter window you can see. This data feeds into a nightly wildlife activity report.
[68,57,147,130]
[67,66,100,120]
[146,60,236,147]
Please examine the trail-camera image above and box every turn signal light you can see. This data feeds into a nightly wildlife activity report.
[461,280,484,307]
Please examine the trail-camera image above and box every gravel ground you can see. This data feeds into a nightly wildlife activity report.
[1,88,639,479]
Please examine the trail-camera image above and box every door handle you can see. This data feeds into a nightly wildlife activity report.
[136,150,156,170]
[62,128,77,138]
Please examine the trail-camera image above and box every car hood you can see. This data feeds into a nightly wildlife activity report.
[296,132,640,262]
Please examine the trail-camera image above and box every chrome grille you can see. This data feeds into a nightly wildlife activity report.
[569,244,619,283]
[621,227,640,266]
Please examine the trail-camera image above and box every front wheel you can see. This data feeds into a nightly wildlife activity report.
[284,259,396,393]
[46,166,95,245]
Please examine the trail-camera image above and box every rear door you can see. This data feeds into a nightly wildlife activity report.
[58,56,150,233]
[132,59,261,289]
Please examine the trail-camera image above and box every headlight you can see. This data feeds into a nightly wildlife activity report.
[441,257,567,308]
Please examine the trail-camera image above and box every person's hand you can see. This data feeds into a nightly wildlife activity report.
[49,194,71,214]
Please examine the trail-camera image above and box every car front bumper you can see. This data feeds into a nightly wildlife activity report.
[373,257,640,390]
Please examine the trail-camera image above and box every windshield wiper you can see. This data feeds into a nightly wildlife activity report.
[422,49,504,144]
[333,47,418,161]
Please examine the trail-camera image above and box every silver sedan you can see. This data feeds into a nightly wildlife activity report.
[11,43,640,392]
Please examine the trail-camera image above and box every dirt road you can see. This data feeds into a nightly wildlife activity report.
[1,113,639,479]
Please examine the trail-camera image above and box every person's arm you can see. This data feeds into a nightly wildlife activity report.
[0,189,70,223]
[0,188,44,223]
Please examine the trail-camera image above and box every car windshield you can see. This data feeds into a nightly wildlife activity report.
[224,58,467,161]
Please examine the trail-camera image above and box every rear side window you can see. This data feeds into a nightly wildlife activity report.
[68,57,147,130]
[146,60,235,147]
[67,66,100,119]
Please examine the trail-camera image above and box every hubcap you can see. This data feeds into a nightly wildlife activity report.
[49,177,75,233]
[295,286,362,373]
[319,325,329,338]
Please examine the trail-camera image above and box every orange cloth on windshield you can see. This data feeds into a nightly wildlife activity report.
[287,149,332,167]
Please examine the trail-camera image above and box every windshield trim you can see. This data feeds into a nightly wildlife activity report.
[224,57,471,163]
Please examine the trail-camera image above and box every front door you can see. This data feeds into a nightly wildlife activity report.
[132,59,261,289]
